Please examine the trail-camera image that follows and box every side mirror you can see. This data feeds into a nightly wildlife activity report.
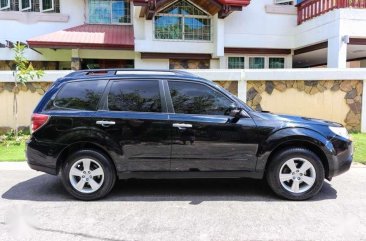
[229,108,250,119]
[229,108,242,118]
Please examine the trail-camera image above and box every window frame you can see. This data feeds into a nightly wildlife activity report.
[274,0,294,5]
[165,79,240,116]
[87,0,132,25]
[0,0,60,13]
[228,57,245,69]
[19,0,32,11]
[0,0,10,10]
[248,56,266,69]
[269,57,286,69]
[226,55,288,69]
[104,79,167,114]
[153,0,212,42]
[40,0,54,12]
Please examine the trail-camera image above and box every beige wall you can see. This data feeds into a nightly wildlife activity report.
[0,90,43,130]
[246,80,363,131]
[261,88,349,125]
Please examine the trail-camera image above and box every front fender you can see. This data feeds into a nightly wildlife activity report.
[256,127,335,172]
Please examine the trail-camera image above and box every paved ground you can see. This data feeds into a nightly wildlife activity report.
[0,163,366,241]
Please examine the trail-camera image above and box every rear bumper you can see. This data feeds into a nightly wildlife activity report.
[26,138,66,176]
[27,162,57,175]
[326,136,353,179]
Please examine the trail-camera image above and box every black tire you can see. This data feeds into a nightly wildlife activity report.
[266,148,325,201]
[61,149,117,201]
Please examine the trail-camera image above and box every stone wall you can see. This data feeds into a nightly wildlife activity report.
[169,59,210,69]
[0,79,363,132]
[214,81,238,96]
[0,82,51,95]
[0,61,61,70]
[246,80,363,131]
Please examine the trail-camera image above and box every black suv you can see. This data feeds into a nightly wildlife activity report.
[27,69,353,201]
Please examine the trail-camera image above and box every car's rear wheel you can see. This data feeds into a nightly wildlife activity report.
[61,149,116,201]
[266,148,325,200]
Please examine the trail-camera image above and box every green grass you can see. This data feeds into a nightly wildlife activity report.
[0,134,365,164]
[0,142,26,162]
[351,133,366,164]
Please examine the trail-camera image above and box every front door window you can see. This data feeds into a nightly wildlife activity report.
[168,81,234,115]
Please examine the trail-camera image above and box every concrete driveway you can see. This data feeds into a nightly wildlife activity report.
[0,163,366,241]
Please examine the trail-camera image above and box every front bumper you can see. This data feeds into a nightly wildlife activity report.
[326,136,353,179]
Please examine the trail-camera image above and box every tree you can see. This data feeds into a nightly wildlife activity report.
[12,43,44,137]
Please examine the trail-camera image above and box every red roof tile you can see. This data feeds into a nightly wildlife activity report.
[27,24,134,50]
[217,0,251,6]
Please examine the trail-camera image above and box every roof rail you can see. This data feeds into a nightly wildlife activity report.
[65,69,197,78]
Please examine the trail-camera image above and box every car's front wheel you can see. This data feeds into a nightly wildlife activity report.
[266,148,325,201]
[61,149,116,201]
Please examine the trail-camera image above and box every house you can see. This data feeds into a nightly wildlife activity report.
[0,0,365,70]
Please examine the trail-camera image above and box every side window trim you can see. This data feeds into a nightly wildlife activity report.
[104,78,168,114]
[166,79,237,116]
[96,79,111,111]
[162,79,174,113]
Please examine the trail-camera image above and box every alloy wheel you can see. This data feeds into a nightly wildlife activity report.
[279,158,316,194]
[69,158,105,194]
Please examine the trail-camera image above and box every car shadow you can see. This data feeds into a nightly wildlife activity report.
[1,174,337,203]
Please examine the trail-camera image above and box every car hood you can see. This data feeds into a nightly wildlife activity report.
[252,111,342,127]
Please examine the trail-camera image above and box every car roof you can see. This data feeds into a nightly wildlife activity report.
[56,69,211,84]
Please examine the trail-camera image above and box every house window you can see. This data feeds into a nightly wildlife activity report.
[20,0,31,11]
[41,0,54,12]
[274,0,294,5]
[228,57,245,69]
[0,0,10,10]
[249,57,265,69]
[269,57,285,69]
[0,0,60,12]
[155,0,211,41]
[88,0,131,24]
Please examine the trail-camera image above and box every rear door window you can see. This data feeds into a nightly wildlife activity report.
[108,80,162,113]
[48,80,107,111]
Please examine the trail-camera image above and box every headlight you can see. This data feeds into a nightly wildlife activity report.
[329,126,350,139]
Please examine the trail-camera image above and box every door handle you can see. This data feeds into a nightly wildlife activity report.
[172,123,192,129]
[96,120,115,127]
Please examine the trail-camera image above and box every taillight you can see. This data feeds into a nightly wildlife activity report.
[31,113,49,133]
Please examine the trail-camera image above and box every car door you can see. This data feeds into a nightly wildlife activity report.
[93,79,171,171]
[166,80,258,172]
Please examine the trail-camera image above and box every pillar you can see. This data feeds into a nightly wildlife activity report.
[360,60,366,68]
[327,36,347,68]
[238,71,247,102]
[361,79,366,133]
[71,49,81,70]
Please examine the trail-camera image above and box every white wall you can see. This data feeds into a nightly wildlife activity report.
[295,9,366,48]
[224,0,296,49]
[0,0,85,61]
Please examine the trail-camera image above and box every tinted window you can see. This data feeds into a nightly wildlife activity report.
[108,80,161,112]
[50,80,107,111]
[168,81,233,115]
